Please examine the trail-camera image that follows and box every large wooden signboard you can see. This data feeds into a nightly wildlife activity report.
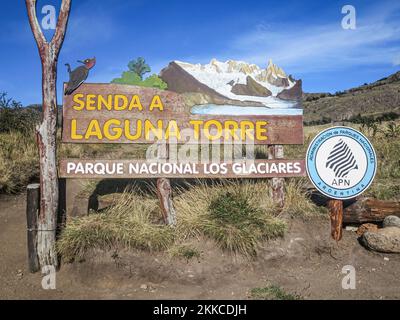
[60,83,305,179]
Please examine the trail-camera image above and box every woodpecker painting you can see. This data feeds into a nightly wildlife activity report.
[64,57,96,95]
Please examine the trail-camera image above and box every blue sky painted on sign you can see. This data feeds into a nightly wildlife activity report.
[0,0,399,105]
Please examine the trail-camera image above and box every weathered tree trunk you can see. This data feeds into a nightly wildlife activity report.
[26,184,40,273]
[328,199,343,241]
[36,54,60,267]
[268,145,285,207]
[26,0,71,268]
[156,143,177,226]
[344,197,400,224]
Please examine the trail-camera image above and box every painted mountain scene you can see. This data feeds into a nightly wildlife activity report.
[160,59,303,116]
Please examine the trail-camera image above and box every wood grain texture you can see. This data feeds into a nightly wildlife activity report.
[157,178,176,226]
[328,199,343,241]
[344,197,400,224]
[26,184,40,273]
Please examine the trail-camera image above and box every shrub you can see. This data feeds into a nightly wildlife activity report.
[0,131,39,193]
[372,134,400,179]
[250,285,301,300]
[383,122,400,138]
[366,182,400,200]
[0,93,40,134]
[112,71,167,90]
[111,57,167,89]
[175,181,286,257]
[205,191,286,256]
[282,179,327,218]
[169,244,201,261]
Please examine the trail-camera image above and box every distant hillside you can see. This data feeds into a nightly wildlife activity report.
[303,71,400,125]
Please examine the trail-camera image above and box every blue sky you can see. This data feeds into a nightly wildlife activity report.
[1,0,399,105]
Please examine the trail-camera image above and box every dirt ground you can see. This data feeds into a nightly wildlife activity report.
[1,192,400,300]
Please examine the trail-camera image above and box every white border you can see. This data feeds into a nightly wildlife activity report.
[305,126,378,200]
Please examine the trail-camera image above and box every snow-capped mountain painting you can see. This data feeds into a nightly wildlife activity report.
[160,59,303,116]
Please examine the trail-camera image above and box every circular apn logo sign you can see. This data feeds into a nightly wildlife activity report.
[306,127,377,200]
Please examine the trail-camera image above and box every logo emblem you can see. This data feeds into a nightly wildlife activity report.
[306,127,377,200]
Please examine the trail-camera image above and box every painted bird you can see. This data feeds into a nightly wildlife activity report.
[64,57,96,95]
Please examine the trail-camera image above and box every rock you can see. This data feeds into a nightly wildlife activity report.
[16,270,24,280]
[383,215,400,228]
[362,227,400,253]
[231,76,272,97]
[257,59,290,87]
[162,62,264,107]
[160,59,302,107]
[140,284,148,290]
[277,79,303,101]
[160,62,229,101]
[357,223,379,237]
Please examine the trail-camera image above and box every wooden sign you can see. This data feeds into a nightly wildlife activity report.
[60,82,305,226]
[62,83,304,145]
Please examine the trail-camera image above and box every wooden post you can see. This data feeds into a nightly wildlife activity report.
[26,184,40,273]
[26,0,71,268]
[328,199,343,241]
[268,145,285,207]
[156,143,177,226]
[57,178,67,236]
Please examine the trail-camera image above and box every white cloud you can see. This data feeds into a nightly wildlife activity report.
[224,3,400,74]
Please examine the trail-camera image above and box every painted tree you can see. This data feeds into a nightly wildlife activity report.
[26,0,71,268]
[128,57,151,80]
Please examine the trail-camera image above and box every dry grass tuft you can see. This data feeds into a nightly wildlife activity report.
[282,178,328,218]
[0,131,39,193]
[57,179,325,260]
[249,285,302,300]
[57,187,175,261]
[175,181,286,257]
[168,244,201,261]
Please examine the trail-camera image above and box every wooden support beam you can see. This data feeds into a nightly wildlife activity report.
[157,178,177,226]
[268,145,285,207]
[57,178,67,236]
[26,184,40,273]
[328,199,343,241]
[156,143,177,226]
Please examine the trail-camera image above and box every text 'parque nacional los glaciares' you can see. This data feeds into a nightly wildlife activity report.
[60,159,306,179]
